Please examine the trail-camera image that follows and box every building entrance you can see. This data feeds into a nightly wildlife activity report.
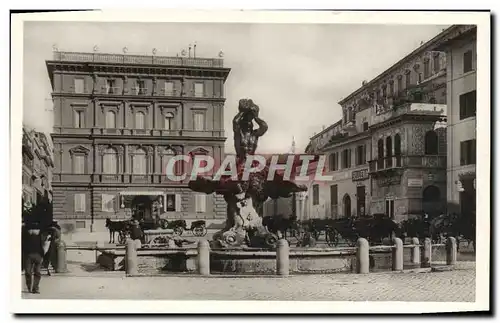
[131,195,153,222]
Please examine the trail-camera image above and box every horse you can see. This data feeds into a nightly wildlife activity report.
[262,214,299,240]
[105,218,130,243]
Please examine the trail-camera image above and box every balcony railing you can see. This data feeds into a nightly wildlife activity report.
[53,51,224,68]
[369,155,446,173]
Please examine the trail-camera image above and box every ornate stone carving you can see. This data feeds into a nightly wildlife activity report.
[69,145,90,156]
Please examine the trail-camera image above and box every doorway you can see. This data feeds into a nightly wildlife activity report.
[356,186,366,217]
[131,195,153,221]
[343,194,351,218]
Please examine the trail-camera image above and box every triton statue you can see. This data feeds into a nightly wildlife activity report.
[188,99,307,249]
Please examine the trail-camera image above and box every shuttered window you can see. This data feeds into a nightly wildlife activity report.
[193,112,205,131]
[102,194,115,212]
[459,91,476,120]
[73,155,85,174]
[164,81,174,95]
[194,83,204,97]
[74,193,86,212]
[460,139,476,166]
[135,112,145,129]
[195,194,206,213]
[463,50,473,73]
[74,79,84,94]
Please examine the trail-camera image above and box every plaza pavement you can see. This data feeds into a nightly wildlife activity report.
[21,261,475,301]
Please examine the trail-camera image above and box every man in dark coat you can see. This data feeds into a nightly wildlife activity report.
[22,222,45,293]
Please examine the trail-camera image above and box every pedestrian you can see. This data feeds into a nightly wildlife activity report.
[129,219,143,249]
[22,222,45,294]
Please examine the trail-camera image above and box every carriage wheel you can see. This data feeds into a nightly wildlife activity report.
[312,229,321,241]
[151,236,168,245]
[158,219,168,229]
[193,226,207,237]
[118,232,127,245]
[325,229,338,247]
[173,226,184,236]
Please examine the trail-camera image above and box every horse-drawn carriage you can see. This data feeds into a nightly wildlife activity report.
[106,218,208,244]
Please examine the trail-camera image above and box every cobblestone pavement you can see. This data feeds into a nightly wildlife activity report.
[22,262,475,302]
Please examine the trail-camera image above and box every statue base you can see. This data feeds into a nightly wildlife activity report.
[210,226,279,250]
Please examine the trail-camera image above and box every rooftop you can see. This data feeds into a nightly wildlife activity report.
[50,50,224,68]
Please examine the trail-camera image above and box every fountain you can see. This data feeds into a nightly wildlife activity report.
[188,98,308,249]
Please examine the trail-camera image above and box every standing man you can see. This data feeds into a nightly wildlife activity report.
[22,222,44,294]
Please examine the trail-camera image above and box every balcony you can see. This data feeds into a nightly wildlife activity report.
[52,51,224,68]
[369,155,446,173]
[132,88,149,96]
[105,87,121,95]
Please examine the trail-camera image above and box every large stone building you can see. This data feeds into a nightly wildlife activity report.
[46,51,231,232]
[303,27,456,222]
[436,25,477,217]
[22,126,54,206]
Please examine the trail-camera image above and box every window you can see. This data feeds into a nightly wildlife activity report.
[105,111,116,128]
[164,112,174,130]
[194,83,204,97]
[73,155,85,174]
[132,148,147,174]
[102,194,115,212]
[424,59,430,79]
[389,82,394,97]
[195,194,206,213]
[103,148,118,174]
[355,145,366,166]
[193,112,205,131]
[74,110,84,128]
[74,193,86,212]
[463,50,473,73]
[74,79,84,94]
[418,73,422,83]
[136,80,146,95]
[343,194,351,218]
[363,122,369,132]
[382,86,387,98]
[433,54,440,73]
[328,153,338,171]
[385,199,395,218]
[135,111,145,129]
[394,134,402,166]
[405,72,411,89]
[312,184,319,205]
[459,90,476,120]
[330,185,338,217]
[424,131,439,155]
[164,81,174,95]
[341,149,351,169]
[106,79,116,94]
[460,139,476,166]
[165,194,181,212]
[397,77,402,93]
[385,136,393,168]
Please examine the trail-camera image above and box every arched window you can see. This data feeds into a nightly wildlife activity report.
[135,111,145,129]
[343,194,351,218]
[394,133,402,167]
[386,136,393,167]
[377,139,384,169]
[425,130,438,155]
[103,147,118,174]
[105,111,116,129]
[132,148,147,174]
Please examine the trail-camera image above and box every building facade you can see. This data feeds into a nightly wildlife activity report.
[46,51,231,232]
[304,27,455,222]
[22,127,54,206]
[436,25,477,216]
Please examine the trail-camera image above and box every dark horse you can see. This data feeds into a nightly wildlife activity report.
[105,218,130,244]
[262,214,299,240]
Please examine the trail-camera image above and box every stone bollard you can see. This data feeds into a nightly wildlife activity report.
[356,238,369,274]
[392,237,403,271]
[95,240,104,263]
[276,239,290,276]
[168,238,177,249]
[125,239,138,276]
[421,238,432,268]
[446,236,457,266]
[55,239,68,273]
[410,237,420,265]
[197,240,210,275]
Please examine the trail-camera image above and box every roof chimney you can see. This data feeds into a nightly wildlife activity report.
[362,80,367,86]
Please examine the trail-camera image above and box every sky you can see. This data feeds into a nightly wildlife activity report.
[23,21,448,154]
